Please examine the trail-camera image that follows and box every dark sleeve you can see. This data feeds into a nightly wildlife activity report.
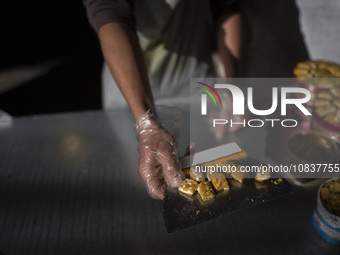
[211,0,239,21]
[82,0,136,33]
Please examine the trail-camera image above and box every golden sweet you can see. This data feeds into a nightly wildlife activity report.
[197,181,215,201]
[179,178,198,196]
[294,61,340,90]
[255,167,271,182]
[231,165,247,184]
[321,179,340,217]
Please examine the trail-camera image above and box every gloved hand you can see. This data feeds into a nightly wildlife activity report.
[135,109,185,200]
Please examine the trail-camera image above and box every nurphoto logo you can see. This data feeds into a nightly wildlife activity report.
[197,82,312,128]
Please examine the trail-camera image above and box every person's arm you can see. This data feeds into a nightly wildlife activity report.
[83,0,184,199]
[98,22,153,121]
[83,0,152,120]
[99,22,184,199]
[216,13,241,78]
[209,1,244,138]
[212,0,241,77]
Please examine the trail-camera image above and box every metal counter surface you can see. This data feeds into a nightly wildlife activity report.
[0,109,339,255]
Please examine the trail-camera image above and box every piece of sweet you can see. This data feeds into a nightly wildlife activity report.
[324,111,340,124]
[231,165,247,184]
[314,69,335,78]
[255,167,271,182]
[178,178,198,196]
[318,91,334,100]
[190,166,205,182]
[329,182,340,193]
[330,88,340,98]
[197,181,215,201]
[316,105,336,117]
[333,99,340,109]
[206,169,223,180]
[255,180,269,190]
[314,98,331,107]
[206,170,229,191]
[320,187,330,203]
[210,178,230,192]
[317,78,335,89]
[219,160,236,175]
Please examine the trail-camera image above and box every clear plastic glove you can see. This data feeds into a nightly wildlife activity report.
[135,109,185,200]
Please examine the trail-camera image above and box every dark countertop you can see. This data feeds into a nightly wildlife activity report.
[0,110,339,255]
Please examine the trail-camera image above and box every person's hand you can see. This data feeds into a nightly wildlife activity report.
[135,110,185,200]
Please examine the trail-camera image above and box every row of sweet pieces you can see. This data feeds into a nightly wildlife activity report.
[294,60,340,79]
[179,161,274,201]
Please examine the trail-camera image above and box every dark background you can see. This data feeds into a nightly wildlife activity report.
[0,1,103,116]
[0,0,309,116]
